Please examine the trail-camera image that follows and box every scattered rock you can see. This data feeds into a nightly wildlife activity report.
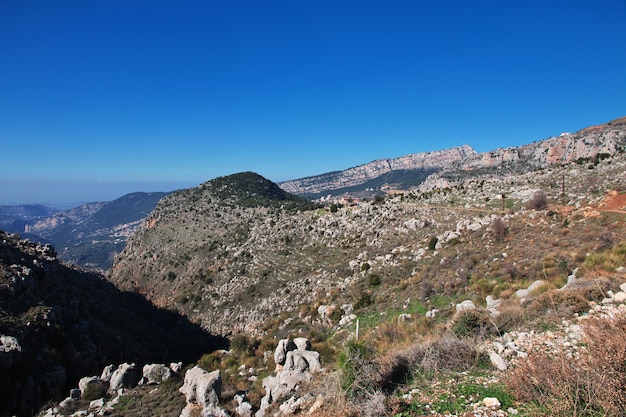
[456,300,476,312]
[235,391,253,417]
[425,308,439,318]
[274,339,297,368]
[78,376,109,397]
[0,335,21,353]
[109,363,139,393]
[257,337,322,417]
[515,280,546,301]
[489,351,508,371]
[140,363,173,385]
[179,366,221,408]
[482,397,501,409]
[398,313,412,323]
[486,295,501,316]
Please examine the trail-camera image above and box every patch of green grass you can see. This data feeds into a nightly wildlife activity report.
[394,381,513,416]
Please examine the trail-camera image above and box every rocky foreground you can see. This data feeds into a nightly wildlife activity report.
[35,269,626,417]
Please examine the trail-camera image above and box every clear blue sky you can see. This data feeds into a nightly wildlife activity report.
[1,0,625,205]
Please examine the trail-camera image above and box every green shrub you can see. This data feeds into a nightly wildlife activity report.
[338,339,375,396]
[82,382,108,401]
[527,190,548,210]
[368,273,381,286]
[354,291,374,309]
[527,289,592,318]
[230,334,252,354]
[451,310,493,338]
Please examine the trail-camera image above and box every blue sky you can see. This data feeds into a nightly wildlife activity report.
[1,1,625,205]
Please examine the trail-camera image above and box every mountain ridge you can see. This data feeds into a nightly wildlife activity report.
[279,144,477,196]
[280,117,626,197]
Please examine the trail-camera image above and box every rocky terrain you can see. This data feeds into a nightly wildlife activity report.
[1,117,625,417]
[419,116,626,191]
[109,147,626,338]
[0,231,226,417]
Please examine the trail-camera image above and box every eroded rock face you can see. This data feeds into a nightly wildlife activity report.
[256,338,323,417]
[178,366,229,416]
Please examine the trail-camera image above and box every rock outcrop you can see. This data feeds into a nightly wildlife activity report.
[42,362,179,417]
[420,118,626,191]
[179,366,229,417]
[257,337,322,417]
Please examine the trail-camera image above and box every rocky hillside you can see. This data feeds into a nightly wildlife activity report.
[0,231,226,417]
[278,145,477,197]
[21,192,170,270]
[100,146,624,416]
[109,144,626,337]
[14,117,626,417]
[420,116,626,190]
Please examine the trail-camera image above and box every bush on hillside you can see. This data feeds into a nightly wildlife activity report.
[527,190,548,210]
[506,316,626,416]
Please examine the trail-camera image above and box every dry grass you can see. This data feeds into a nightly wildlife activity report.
[526,289,599,318]
[578,241,626,277]
[506,315,626,416]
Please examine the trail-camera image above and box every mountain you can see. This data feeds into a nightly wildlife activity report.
[279,145,477,197]
[108,172,322,334]
[0,204,58,233]
[280,117,626,197]
[21,191,170,270]
[8,117,626,417]
[0,230,226,417]
[109,133,626,337]
[418,116,626,190]
[102,115,626,415]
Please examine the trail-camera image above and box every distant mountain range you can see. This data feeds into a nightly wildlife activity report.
[0,192,170,270]
[279,116,626,197]
[0,204,59,233]
[279,145,476,198]
[1,116,624,273]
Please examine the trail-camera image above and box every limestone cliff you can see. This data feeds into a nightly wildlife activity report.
[419,116,626,190]
[278,145,477,195]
